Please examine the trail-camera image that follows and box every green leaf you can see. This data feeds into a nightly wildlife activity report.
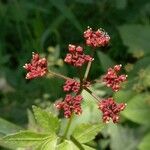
[107,123,140,150]
[113,90,135,103]
[122,94,150,125]
[56,140,74,150]
[82,145,95,150]
[72,123,105,143]
[138,133,150,150]
[32,106,60,133]
[36,136,57,150]
[0,118,21,136]
[81,89,102,123]
[2,131,52,148]
[119,25,150,55]
[128,56,150,78]
[97,51,115,71]
[56,140,95,150]
[27,109,37,131]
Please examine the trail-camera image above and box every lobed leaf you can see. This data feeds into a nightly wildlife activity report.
[72,123,105,143]
[36,136,58,150]
[56,140,95,150]
[0,118,22,136]
[32,105,60,134]
[2,131,53,148]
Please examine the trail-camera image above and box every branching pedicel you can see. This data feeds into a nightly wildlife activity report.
[24,27,127,123]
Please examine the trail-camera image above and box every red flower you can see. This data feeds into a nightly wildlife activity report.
[84,27,110,47]
[23,52,47,79]
[63,79,80,93]
[55,94,83,118]
[98,97,126,123]
[64,44,93,67]
[103,64,127,91]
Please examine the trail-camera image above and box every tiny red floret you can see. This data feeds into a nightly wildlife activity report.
[23,52,47,79]
[64,44,93,67]
[63,79,80,93]
[55,94,83,118]
[103,64,127,91]
[84,27,110,47]
[98,97,126,123]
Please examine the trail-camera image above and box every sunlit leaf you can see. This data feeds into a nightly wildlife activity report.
[36,136,57,150]
[2,131,52,148]
[72,123,104,143]
[32,106,60,133]
[0,118,21,136]
[107,123,140,150]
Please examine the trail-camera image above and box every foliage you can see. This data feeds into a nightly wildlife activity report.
[0,0,150,150]
[0,106,104,150]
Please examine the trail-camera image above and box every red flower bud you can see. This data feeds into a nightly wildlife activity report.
[23,52,47,79]
[84,27,110,48]
[98,97,126,123]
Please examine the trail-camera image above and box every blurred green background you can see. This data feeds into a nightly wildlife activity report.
[0,0,150,150]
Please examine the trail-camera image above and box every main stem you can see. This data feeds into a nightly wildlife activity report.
[63,113,74,138]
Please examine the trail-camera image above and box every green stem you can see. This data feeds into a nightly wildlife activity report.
[47,70,70,80]
[78,67,83,84]
[84,87,100,102]
[70,136,84,150]
[63,113,74,138]
[84,61,92,80]
[84,50,95,81]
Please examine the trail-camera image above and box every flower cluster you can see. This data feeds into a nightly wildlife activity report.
[56,77,83,118]
[98,97,126,123]
[55,94,83,118]
[64,44,93,67]
[23,52,47,79]
[63,79,80,93]
[23,27,127,124]
[103,64,127,91]
[84,27,110,47]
